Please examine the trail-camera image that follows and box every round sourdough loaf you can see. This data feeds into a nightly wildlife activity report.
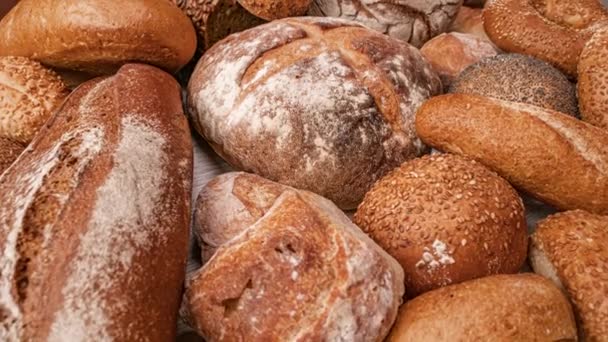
[0,137,23,175]
[0,56,69,144]
[387,274,578,341]
[238,0,311,20]
[449,54,579,117]
[172,0,266,52]
[353,154,528,297]
[578,26,608,129]
[530,210,608,340]
[308,0,462,47]
[184,173,405,341]
[187,17,442,209]
[0,0,197,75]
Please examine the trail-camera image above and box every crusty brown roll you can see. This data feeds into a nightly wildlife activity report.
[0,137,23,175]
[387,274,578,341]
[0,56,69,144]
[530,210,608,341]
[354,153,527,298]
[483,0,608,78]
[172,0,265,52]
[184,176,405,341]
[449,6,492,42]
[238,0,311,20]
[0,0,197,75]
[416,93,608,215]
[0,64,193,341]
[578,25,608,129]
[308,0,463,48]
[193,172,286,263]
[187,17,442,210]
[450,54,579,117]
[420,32,498,89]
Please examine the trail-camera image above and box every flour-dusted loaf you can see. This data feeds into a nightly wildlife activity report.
[172,0,265,52]
[0,137,23,175]
[308,0,462,47]
[0,64,193,341]
[578,25,608,129]
[0,56,69,144]
[387,274,578,341]
[354,154,527,297]
[0,0,197,75]
[184,172,405,341]
[416,93,608,214]
[530,210,608,340]
[187,17,442,209]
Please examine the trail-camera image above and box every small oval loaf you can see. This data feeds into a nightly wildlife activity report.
[188,17,441,210]
[185,172,405,341]
[416,93,608,215]
[578,26,608,129]
[387,274,578,341]
[354,153,527,298]
[530,210,608,340]
[0,137,23,175]
[0,0,197,75]
[0,64,193,341]
[0,56,69,144]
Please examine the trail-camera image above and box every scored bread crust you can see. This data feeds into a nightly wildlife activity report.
[238,0,312,20]
[187,17,441,210]
[0,64,193,341]
[530,210,608,341]
[387,274,578,341]
[0,56,69,144]
[308,0,463,48]
[184,181,405,341]
[483,0,608,78]
[416,93,608,215]
[578,26,608,129]
[353,153,527,298]
[0,137,23,175]
[0,0,197,75]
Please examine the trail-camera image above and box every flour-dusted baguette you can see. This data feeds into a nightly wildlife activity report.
[416,93,608,214]
[0,64,193,341]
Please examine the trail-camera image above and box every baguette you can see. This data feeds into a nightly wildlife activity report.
[0,64,193,341]
[416,93,608,214]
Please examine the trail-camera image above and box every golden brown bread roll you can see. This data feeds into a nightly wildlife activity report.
[578,25,608,129]
[416,93,608,215]
[238,0,311,20]
[0,64,193,341]
[449,6,493,42]
[187,17,441,210]
[0,56,69,144]
[387,274,578,341]
[184,173,405,341]
[0,137,23,175]
[0,0,197,75]
[354,154,527,298]
[530,210,608,341]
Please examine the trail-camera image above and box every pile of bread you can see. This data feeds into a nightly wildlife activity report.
[0,0,606,341]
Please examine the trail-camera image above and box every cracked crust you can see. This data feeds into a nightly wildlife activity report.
[187,17,441,209]
[309,0,463,47]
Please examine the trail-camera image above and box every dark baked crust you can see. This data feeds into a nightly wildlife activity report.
[187,17,441,209]
[238,0,311,20]
[0,64,192,341]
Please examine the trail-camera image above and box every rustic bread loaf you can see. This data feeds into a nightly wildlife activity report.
[184,176,405,341]
[483,0,608,77]
[187,17,442,210]
[420,32,498,89]
[193,172,286,263]
[0,64,193,341]
[578,25,608,129]
[449,6,493,42]
[172,0,265,52]
[450,54,579,117]
[0,0,197,75]
[416,93,608,214]
[308,0,463,47]
[354,154,527,298]
[238,0,311,20]
[0,137,23,175]
[387,274,578,341]
[530,210,608,341]
[0,56,69,144]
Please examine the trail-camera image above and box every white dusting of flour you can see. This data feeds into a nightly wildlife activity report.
[415,239,456,271]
